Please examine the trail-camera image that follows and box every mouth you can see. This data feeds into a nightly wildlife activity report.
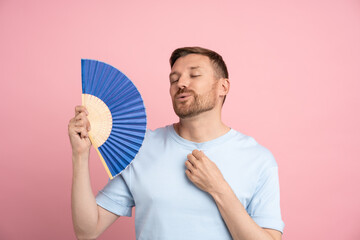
[176,93,192,101]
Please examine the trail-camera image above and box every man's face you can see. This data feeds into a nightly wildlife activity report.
[169,54,220,119]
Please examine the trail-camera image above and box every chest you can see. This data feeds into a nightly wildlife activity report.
[130,145,259,211]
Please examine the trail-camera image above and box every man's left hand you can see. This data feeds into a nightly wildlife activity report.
[185,149,227,195]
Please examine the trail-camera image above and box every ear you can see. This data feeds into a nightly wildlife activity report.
[218,78,230,97]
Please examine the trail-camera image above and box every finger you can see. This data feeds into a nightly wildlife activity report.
[74,118,88,127]
[68,118,78,129]
[71,126,89,138]
[75,120,84,127]
[68,118,76,127]
[187,154,197,168]
[185,160,195,171]
[75,112,87,120]
[75,112,89,124]
[75,105,89,116]
[68,119,75,132]
[75,105,88,115]
[75,121,91,131]
[80,127,89,138]
[73,124,88,137]
[75,113,91,131]
[185,169,192,176]
[192,149,204,160]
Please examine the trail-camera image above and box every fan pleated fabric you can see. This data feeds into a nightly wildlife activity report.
[81,59,147,179]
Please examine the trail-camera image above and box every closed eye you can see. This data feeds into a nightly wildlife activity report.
[170,79,178,84]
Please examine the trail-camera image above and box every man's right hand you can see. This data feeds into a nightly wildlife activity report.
[69,106,119,239]
[68,105,92,157]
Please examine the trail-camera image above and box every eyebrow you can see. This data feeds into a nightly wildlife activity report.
[189,66,200,70]
[169,66,201,78]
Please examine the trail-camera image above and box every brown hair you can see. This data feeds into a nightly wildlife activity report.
[169,46,229,104]
[170,46,228,79]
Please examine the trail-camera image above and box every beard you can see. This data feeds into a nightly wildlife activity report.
[172,84,217,119]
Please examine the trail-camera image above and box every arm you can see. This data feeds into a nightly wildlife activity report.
[185,150,282,240]
[69,106,119,239]
[210,181,281,240]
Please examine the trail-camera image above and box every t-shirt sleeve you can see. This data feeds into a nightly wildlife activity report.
[95,173,135,217]
[247,166,285,233]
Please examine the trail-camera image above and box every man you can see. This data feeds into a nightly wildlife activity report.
[68,47,284,240]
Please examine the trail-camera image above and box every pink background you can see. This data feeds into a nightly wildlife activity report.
[1,0,359,239]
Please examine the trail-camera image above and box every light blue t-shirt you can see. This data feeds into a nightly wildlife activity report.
[96,125,284,239]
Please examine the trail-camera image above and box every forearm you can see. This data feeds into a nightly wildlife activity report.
[210,182,274,240]
[71,154,99,239]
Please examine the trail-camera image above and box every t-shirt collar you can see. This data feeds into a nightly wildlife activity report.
[167,124,236,150]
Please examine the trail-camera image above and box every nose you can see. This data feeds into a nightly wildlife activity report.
[176,75,190,89]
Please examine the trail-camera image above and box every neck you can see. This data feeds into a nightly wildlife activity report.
[174,108,230,143]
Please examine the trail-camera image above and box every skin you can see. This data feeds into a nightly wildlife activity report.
[68,53,282,240]
[69,107,119,239]
[169,54,230,142]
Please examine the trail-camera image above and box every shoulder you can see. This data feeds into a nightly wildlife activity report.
[144,125,169,138]
[138,125,173,149]
[230,129,278,169]
[143,125,171,142]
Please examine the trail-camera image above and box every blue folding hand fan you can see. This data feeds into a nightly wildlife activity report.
[81,59,147,179]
